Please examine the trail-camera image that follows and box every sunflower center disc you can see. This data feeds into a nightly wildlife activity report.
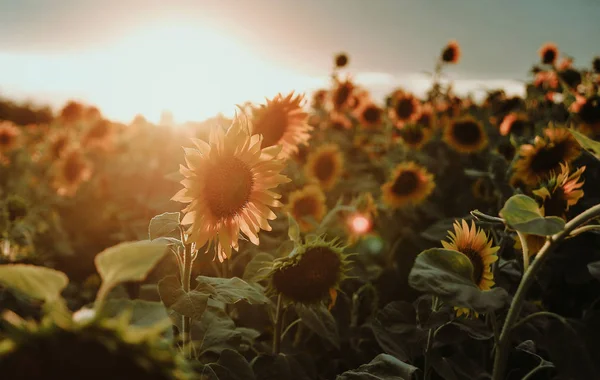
[363,107,380,123]
[461,247,485,285]
[314,155,335,181]
[452,121,482,145]
[529,144,566,174]
[402,127,424,145]
[204,156,254,219]
[391,171,419,196]
[0,133,12,146]
[395,99,415,120]
[253,108,288,148]
[543,187,568,217]
[292,196,318,220]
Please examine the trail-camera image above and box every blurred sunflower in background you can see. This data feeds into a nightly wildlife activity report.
[396,124,432,150]
[355,101,383,129]
[441,220,499,317]
[334,52,349,68]
[444,117,488,153]
[575,95,600,136]
[332,77,356,112]
[512,127,580,186]
[532,163,585,218]
[304,144,344,191]
[58,101,85,126]
[499,112,533,137]
[329,112,352,130]
[389,90,421,126]
[52,147,93,197]
[416,104,436,129]
[285,185,327,232]
[539,42,559,65]
[47,132,71,160]
[250,92,311,157]
[441,40,461,64]
[381,162,435,208]
[0,121,21,154]
[82,119,114,151]
[172,119,290,261]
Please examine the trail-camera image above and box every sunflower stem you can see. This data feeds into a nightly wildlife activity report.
[424,296,440,380]
[492,203,600,380]
[272,293,284,355]
[517,230,530,271]
[179,226,194,359]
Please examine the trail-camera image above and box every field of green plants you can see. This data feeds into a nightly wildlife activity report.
[1,41,600,379]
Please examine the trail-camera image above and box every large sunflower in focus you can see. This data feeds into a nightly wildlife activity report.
[444,117,488,153]
[285,185,327,232]
[250,92,311,157]
[512,127,580,186]
[304,144,344,191]
[172,119,290,261]
[381,162,435,208]
[442,220,499,317]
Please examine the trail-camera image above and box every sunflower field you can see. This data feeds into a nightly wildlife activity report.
[1,41,600,380]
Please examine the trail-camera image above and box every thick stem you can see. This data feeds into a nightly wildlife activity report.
[516,231,530,271]
[180,236,193,359]
[492,204,600,380]
[272,294,284,355]
[424,296,440,380]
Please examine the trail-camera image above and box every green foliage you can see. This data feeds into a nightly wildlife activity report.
[158,275,209,321]
[194,276,271,305]
[148,212,181,241]
[295,303,340,349]
[336,354,419,379]
[500,194,565,236]
[569,129,600,160]
[0,264,68,302]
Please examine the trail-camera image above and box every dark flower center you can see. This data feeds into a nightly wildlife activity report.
[394,98,416,120]
[362,106,381,124]
[508,119,530,136]
[0,132,13,146]
[497,142,516,161]
[529,143,567,175]
[252,106,288,148]
[578,96,600,125]
[391,170,420,196]
[442,46,457,62]
[402,127,425,146]
[418,112,432,128]
[64,153,86,183]
[292,195,318,220]
[204,156,254,219]
[460,247,485,285]
[559,69,582,89]
[335,54,348,68]
[314,154,336,182]
[451,120,483,146]
[333,83,353,109]
[593,57,600,74]
[542,48,557,64]
[542,187,568,218]
[272,246,342,303]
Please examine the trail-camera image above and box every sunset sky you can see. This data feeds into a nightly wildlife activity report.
[1,0,599,123]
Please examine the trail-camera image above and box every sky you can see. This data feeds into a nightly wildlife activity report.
[1,0,599,123]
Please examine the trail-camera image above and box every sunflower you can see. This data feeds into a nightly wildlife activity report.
[532,163,585,218]
[311,89,328,109]
[250,92,311,157]
[269,237,351,306]
[533,70,559,90]
[172,119,290,261]
[332,77,356,112]
[593,57,600,74]
[82,119,114,150]
[397,124,431,150]
[576,95,600,136]
[329,112,352,130]
[304,144,344,191]
[285,185,327,232]
[539,43,558,65]
[416,104,436,129]
[48,132,71,160]
[0,121,21,153]
[354,101,383,129]
[389,90,420,125]
[444,117,488,153]
[381,162,435,208]
[53,147,93,196]
[442,220,499,317]
[499,112,533,137]
[335,53,349,68]
[512,127,581,186]
[441,40,461,64]
[59,101,85,125]
[471,177,496,202]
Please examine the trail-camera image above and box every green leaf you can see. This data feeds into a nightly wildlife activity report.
[408,248,509,314]
[336,353,419,379]
[251,354,312,380]
[371,301,424,362]
[148,212,181,241]
[569,129,600,160]
[158,275,209,320]
[95,240,168,304]
[207,349,256,380]
[500,194,565,236]
[242,252,275,283]
[98,299,173,339]
[195,276,270,305]
[295,303,340,349]
[421,217,469,242]
[287,213,301,243]
[0,264,68,302]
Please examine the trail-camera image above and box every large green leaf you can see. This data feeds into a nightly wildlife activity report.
[251,354,312,380]
[295,303,340,349]
[336,354,419,379]
[569,129,600,160]
[206,349,256,380]
[148,212,181,241]
[95,240,168,304]
[0,264,68,302]
[195,276,270,305]
[371,301,425,362]
[158,275,209,320]
[500,194,565,236]
[408,248,509,313]
[242,252,275,283]
[99,299,171,329]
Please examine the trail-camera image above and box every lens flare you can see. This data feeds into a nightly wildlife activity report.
[349,213,371,235]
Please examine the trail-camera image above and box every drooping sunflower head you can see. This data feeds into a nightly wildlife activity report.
[396,124,432,150]
[441,40,461,64]
[539,43,558,65]
[442,220,499,317]
[532,163,586,218]
[381,162,435,209]
[512,127,581,186]
[304,144,344,191]
[250,92,311,157]
[0,121,21,153]
[355,101,383,129]
[334,52,349,68]
[53,147,93,197]
[285,185,327,232]
[332,77,356,112]
[269,237,351,306]
[499,112,533,137]
[444,117,488,153]
[172,119,290,261]
[389,90,421,125]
